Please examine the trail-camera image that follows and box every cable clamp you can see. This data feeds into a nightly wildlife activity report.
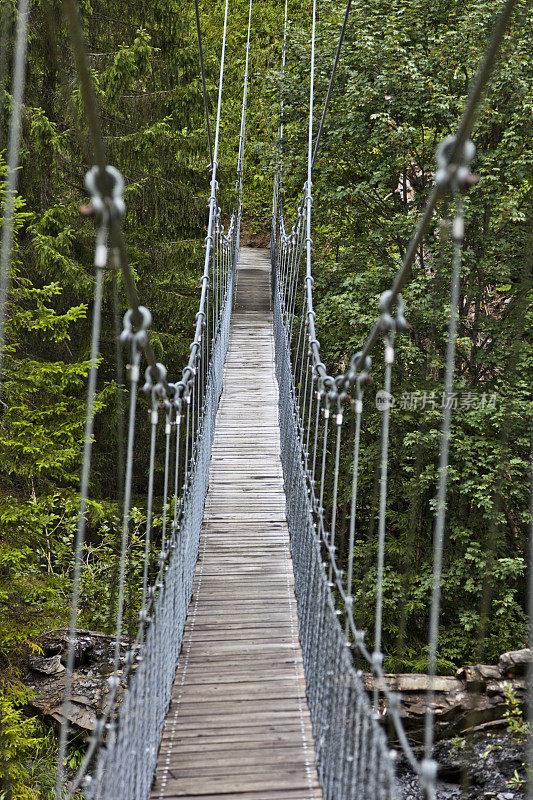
[452,212,465,243]
[435,135,477,194]
[344,351,372,391]
[372,651,383,671]
[128,363,140,383]
[83,165,126,221]
[120,306,152,348]
[354,629,365,645]
[379,291,408,332]
[142,362,168,397]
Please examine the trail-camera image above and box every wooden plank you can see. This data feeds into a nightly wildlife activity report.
[172,664,304,679]
[157,747,312,765]
[182,626,296,639]
[154,775,319,797]
[174,684,307,702]
[160,723,314,740]
[172,667,305,682]
[163,764,317,780]
[160,791,320,800]
[151,249,320,800]
[159,730,315,747]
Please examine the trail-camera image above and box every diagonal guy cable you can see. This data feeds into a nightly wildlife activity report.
[194,0,213,168]
[346,0,521,377]
[311,0,352,170]
[60,0,168,387]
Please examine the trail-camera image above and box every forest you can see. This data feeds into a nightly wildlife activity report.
[0,0,531,796]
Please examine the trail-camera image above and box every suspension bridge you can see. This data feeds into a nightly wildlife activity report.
[0,0,529,799]
[151,248,321,799]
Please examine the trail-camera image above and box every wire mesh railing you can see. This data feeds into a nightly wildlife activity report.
[271,0,522,798]
[272,229,397,799]
[82,220,236,800]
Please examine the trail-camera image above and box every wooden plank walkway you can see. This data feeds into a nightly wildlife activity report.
[151,248,321,800]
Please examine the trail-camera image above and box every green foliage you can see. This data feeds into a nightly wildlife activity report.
[277,0,532,671]
[0,0,530,793]
[502,684,528,789]
[503,683,529,741]
[0,686,59,800]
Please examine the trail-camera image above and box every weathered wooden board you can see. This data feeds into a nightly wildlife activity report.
[151,249,320,800]
[164,792,319,800]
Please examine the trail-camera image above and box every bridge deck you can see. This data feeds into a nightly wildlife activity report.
[151,248,321,800]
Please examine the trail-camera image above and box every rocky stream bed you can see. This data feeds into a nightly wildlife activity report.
[20,632,531,796]
[397,732,526,799]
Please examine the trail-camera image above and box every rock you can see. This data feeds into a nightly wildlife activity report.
[400,675,461,693]
[22,628,132,736]
[455,665,485,692]
[478,665,500,682]
[28,653,65,675]
[498,649,531,678]
[363,650,528,743]
[362,673,460,693]
[487,679,526,698]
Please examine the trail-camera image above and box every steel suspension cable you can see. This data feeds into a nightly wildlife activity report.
[56,231,107,794]
[0,0,30,382]
[278,0,289,189]
[173,0,230,414]
[58,0,229,786]
[345,384,364,635]
[372,331,395,709]
[48,0,246,792]
[237,0,253,207]
[114,337,142,669]
[304,0,316,332]
[141,393,159,614]
[160,404,173,555]
[271,0,522,795]
[423,196,465,772]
